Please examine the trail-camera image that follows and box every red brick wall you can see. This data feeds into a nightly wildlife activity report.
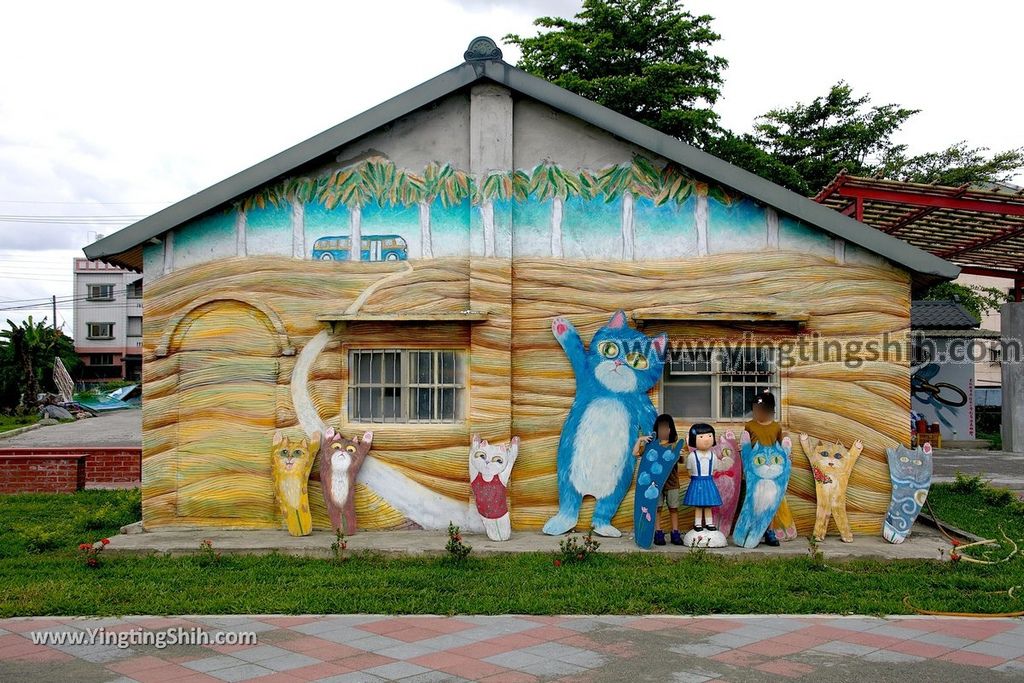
[0,447,140,492]
[0,454,86,493]
[81,448,142,484]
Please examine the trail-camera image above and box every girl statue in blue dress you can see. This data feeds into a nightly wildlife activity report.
[682,423,725,547]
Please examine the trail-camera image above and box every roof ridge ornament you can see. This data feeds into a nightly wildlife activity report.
[464,36,502,62]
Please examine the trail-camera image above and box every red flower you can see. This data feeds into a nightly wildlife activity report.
[950,538,961,547]
[78,543,90,550]
[554,560,562,567]
[101,538,110,545]
[950,552,961,563]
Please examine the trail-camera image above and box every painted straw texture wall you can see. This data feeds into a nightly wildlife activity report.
[141,250,910,536]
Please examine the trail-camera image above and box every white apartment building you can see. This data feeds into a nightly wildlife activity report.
[73,258,143,382]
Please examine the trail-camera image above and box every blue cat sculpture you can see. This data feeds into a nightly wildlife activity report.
[732,431,793,549]
[543,310,668,537]
[883,443,933,544]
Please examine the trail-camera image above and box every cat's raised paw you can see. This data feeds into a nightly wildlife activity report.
[551,316,573,338]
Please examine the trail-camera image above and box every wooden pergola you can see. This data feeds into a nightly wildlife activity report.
[815,173,1024,299]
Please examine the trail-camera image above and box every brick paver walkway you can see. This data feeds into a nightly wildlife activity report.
[1,615,1022,682]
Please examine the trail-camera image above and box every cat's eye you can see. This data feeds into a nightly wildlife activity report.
[493,457,503,464]
[819,451,829,458]
[625,352,648,370]
[279,449,289,458]
[753,455,766,466]
[345,445,357,453]
[771,455,783,465]
[833,453,843,460]
[913,460,922,466]
[474,451,487,459]
[292,449,303,458]
[899,456,909,463]
[598,341,619,358]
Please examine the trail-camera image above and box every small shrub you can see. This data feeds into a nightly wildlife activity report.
[330,529,348,563]
[949,473,984,494]
[78,538,110,568]
[196,538,221,566]
[24,529,61,554]
[807,536,825,569]
[445,523,472,562]
[557,528,600,564]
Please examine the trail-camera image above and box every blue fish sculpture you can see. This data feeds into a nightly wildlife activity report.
[883,443,933,544]
[543,310,668,538]
[633,438,685,548]
[732,431,793,549]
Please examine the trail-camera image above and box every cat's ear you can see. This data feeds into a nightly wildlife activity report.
[272,430,284,447]
[651,333,668,359]
[781,436,793,454]
[324,427,336,442]
[741,430,751,444]
[360,431,374,446]
[607,309,628,329]
[471,433,481,449]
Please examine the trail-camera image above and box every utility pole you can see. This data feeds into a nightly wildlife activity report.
[52,294,57,331]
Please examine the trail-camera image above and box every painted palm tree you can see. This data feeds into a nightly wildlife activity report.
[691,178,736,256]
[283,177,318,259]
[317,161,374,261]
[475,169,528,257]
[399,163,472,259]
[597,156,661,260]
[529,161,582,258]
[236,183,290,258]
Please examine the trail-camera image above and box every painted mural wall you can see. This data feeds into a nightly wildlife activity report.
[911,338,975,440]
[139,92,910,536]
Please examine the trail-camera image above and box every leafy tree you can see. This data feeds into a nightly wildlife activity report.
[749,82,918,195]
[0,317,80,411]
[923,282,1011,321]
[877,141,1024,187]
[505,0,728,146]
[705,132,812,195]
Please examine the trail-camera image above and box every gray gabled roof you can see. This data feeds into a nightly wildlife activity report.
[83,38,959,283]
[911,300,981,329]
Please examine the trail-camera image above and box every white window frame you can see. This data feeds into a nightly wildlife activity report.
[87,284,115,301]
[87,322,114,340]
[348,349,465,424]
[660,346,781,422]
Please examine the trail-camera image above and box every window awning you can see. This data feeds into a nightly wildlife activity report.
[631,307,809,328]
[316,310,490,333]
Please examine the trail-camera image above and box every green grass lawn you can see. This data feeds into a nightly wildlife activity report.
[0,480,1021,617]
[0,414,39,433]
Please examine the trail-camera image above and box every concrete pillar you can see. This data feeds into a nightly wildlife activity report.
[1001,302,1024,452]
[467,83,514,444]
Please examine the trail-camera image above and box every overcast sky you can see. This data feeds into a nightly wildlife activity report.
[1,0,1021,332]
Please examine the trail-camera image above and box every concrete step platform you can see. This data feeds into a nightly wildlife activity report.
[105,524,952,561]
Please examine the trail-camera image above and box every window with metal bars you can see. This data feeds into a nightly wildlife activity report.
[348,349,465,423]
[661,347,780,421]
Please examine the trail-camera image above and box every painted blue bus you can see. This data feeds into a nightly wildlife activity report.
[311,234,409,261]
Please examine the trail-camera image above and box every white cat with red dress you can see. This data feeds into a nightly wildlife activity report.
[469,434,519,541]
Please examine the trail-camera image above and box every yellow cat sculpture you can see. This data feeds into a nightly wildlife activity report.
[271,430,320,536]
[799,433,862,543]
